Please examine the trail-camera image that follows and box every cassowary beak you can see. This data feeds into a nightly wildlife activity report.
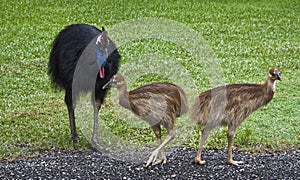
[96,47,107,79]
[275,69,281,81]
[99,65,105,79]
[103,78,113,89]
[96,32,108,79]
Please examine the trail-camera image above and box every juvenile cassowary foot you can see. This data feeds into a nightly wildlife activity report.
[146,150,167,167]
[152,151,167,166]
[153,158,167,166]
[194,157,206,165]
[227,159,244,166]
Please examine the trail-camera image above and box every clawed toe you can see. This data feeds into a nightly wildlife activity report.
[152,158,166,166]
[146,158,167,167]
[227,160,244,166]
[146,152,158,167]
[146,151,167,167]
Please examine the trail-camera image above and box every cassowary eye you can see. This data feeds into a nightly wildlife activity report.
[113,79,118,84]
[273,71,279,76]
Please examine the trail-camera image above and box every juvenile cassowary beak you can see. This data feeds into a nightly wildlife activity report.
[102,78,114,89]
[274,69,281,81]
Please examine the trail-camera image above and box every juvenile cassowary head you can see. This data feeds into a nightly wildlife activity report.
[96,26,109,78]
[269,67,281,81]
[102,74,125,89]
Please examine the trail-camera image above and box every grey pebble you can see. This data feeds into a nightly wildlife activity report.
[0,147,299,179]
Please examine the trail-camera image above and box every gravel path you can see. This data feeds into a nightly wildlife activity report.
[0,148,299,179]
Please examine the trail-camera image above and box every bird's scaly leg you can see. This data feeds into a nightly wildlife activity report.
[194,127,211,165]
[91,99,101,150]
[227,128,244,166]
[146,129,175,166]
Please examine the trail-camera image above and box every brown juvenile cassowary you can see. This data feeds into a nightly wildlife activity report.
[190,67,281,165]
[103,74,188,166]
[48,24,120,149]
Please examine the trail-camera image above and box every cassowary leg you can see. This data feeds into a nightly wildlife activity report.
[227,127,244,166]
[65,91,78,143]
[91,99,101,150]
[194,127,211,165]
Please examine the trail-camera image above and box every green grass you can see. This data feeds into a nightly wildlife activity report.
[0,0,299,160]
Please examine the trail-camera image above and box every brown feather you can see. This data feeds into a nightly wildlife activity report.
[113,77,188,128]
[190,70,278,128]
[105,74,188,166]
[191,67,281,165]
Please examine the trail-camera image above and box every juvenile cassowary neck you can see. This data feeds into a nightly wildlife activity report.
[259,75,276,106]
[116,82,131,110]
[266,75,277,93]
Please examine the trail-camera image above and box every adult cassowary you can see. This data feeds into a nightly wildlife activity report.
[48,24,120,149]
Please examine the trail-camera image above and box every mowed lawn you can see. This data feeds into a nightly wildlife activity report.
[0,0,299,160]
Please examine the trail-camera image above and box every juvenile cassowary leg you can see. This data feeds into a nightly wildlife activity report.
[65,91,78,143]
[227,126,244,166]
[91,99,101,150]
[146,126,176,166]
[194,126,211,165]
[146,125,162,166]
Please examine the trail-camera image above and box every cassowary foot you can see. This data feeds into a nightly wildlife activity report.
[227,159,244,166]
[194,157,206,165]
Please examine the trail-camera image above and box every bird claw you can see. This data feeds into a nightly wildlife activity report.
[152,158,167,166]
[227,160,244,166]
[146,150,166,167]
[146,151,158,167]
